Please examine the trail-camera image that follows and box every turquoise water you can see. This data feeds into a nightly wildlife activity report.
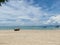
[0,26,60,30]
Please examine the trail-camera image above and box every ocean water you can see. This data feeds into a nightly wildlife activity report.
[0,26,60,30]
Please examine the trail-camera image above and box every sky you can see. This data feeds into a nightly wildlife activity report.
[0,0,60,26]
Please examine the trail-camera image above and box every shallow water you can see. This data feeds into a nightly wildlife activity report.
[0,26,60,30]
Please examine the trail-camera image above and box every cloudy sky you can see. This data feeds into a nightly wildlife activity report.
[0,0,60,26]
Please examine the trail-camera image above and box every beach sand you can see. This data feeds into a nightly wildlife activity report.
[0,30,60,45]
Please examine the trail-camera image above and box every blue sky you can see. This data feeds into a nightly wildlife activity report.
[0,0,60,26]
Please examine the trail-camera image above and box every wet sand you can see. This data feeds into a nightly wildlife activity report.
[0,30,60,45]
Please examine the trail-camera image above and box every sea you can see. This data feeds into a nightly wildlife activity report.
[0,26,60,30]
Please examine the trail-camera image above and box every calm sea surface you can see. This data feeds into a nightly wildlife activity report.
[0,26,60,30]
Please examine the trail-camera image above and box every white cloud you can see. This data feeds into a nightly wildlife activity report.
[45,15,60,25]
[0,0,59,26]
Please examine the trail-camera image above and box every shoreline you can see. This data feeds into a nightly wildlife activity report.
[0,28,60,30]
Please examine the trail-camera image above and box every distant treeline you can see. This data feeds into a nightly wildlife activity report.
[42,25,60,28]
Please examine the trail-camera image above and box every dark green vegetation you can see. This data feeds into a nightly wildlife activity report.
[55,25,60,28]
[0,0,8,6]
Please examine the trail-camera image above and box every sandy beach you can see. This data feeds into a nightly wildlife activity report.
[0,30,60,45]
